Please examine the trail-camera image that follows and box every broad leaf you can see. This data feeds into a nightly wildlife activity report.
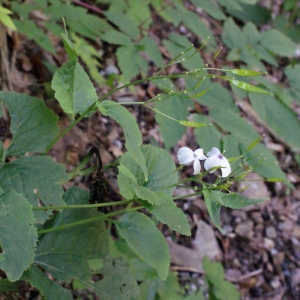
[52,59,98,118]
[249,93,300,151]
[35,187,109,282]
[208,191,268,209]
[22,264,73,300]
[223,18,246,49]
[142,36,164,67]
[0,92,59,156]
[148,192,191,235]
[101,100,148,181]
[101,29,132,45]
[0,279,19,293]
[191,0,226,20]
[118,145,178,199]
[116,45,148,81]
[203,257,240,300]
[0,191,37,282]
[261,29,297,57]
[14,19,55,53]
[203,190,223,232]
[117,212,170,280]
[61,32,78,61]
[133,184,160,205]
[104,11,139,39]
[155,94,193,150]
[0,156,68,224]
[95,255,139,300]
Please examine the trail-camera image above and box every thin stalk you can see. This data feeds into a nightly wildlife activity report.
[37,206,143,235]
[144,104,178,122]
[172,191,204,200]
[32,199,133,211]
[68,149,95,180]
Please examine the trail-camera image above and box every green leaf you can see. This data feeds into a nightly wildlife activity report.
[0,191,38,282]
[191,0,226,20]
[267,177,288,182]
[148,192,191,235]
[249,93,300,151]
[203,257,240,300]
[284,64,300,104]
[14,19,55,54]
[226,3,271,25]
[35,187,110,282]
[223,18,246,49]
[155,94,193,150]
[104,11,139,40]
[210,191,268,209]
[118,145,178,199]
[0,279,19,293]
[244,22,261,44]
[261,29,297,57]
[203,190,223,232]
[0,92,59,156]
[0,10,16,30]
[177,5,215,45]
[229,79,271,94]
[194,114,222,152]
[163,33,205,71]
[246,136,263,151]
[142,36,164,67]
[116,211,170,280]
[95,255,139,300]
[52,59,98,118]
[22,264,73,300]
[133,184,160,205]
[72,33,105,84]
[118,163,137,184]
[229,69,266,76]
[116,45,147,81]
[0,156,68,224]
[178,120,209,127]
[101,29,132,45]
[101,100,148,181]
[61,33,78,61]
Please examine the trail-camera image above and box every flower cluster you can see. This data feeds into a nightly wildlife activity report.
[177,147,231,178]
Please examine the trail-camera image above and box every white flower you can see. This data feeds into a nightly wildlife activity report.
[177,147,207,175]
[204,147,231,178]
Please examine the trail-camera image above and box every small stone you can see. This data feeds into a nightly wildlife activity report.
[252,212,263,223]
[263,238,274,251]
[235,220,254,239]
[292,225,300,239]
[272,252,285,266]
[265,226,277,239]
[270,277,281,289]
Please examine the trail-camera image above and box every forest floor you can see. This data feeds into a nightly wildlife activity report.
[0,2,300,300]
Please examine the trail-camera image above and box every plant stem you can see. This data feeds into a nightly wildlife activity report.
[32,199,133,211]
[172,191,203,200]
[37,206,143,235]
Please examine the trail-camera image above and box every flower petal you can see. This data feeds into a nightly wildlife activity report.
[204,155,220,173]
[194,148,207,160]
[193,159,201,175]
[220,157,231,177]
[177,147,194,165]
[207,147,220,157]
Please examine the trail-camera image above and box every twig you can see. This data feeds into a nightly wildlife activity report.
[72,0,103,15]
[170,266,203,273]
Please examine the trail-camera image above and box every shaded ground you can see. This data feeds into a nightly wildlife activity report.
[0,2,300,300]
